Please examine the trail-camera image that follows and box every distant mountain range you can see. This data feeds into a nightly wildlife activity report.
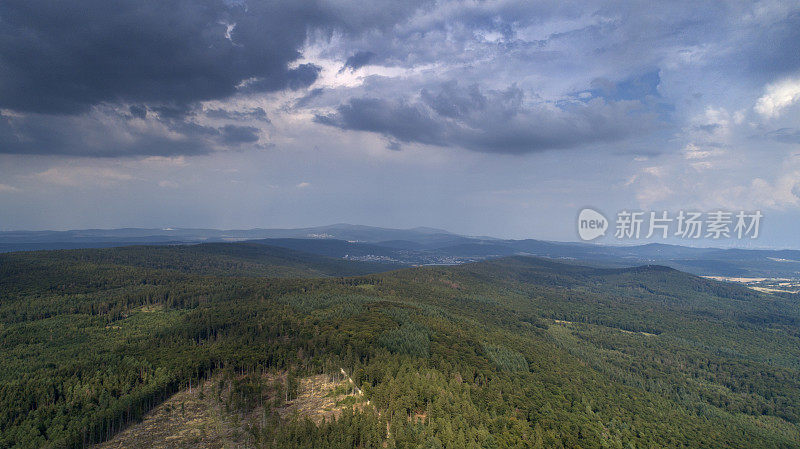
[2,224,800,278]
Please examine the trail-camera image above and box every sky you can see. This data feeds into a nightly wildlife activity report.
[1,1,800,248]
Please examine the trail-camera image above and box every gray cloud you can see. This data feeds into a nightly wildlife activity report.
[0,113,202,157]
[0,107,263,157]
[315,97,446,146]
[738,11,800,79]
[316,83,654,154]
[129,105,148,120]
[764,128,800,144]
[0,0,326,115]
[205,107,270,122]
[0,0,433,157]
[2,0,799,160]
[0,0,336,156]
[340,51,377,72]
[220,125,261,144]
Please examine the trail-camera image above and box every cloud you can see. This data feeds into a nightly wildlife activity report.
[764,128,800,144]
[738,10,800,79]
[296,182,311,188]
[158,180,179,188]
[747,175,800,209]
[0,107,261,157]
[340,51,377,72]
[0,0,430,157]
[129,105,148,120]
[32,167,135,187]
[2,0,800,164]
[0,0,456,158]
[316,82,655,154]
[0,183,20,193]
[141,156,189,167]
[0,0,327,115]
[220,125,260,144]
[315,97,446,146]
[0,0,315,157]
[204,107,270,122]
[680,142,725,172]
[755,78,800,118]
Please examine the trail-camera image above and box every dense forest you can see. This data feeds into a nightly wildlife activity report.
[1,243,800,448]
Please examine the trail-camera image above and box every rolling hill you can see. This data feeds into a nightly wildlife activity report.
[1,244,800,448]
[0,242,400,280]
[4,225,800,278]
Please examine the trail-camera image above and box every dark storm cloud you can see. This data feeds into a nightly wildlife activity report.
[293,88,327,109]
[238,64,323,94]
[421,82,488,119]
[0,0,324,115]
[0,108,262,157]
[129,105,148,120]
[316,83,653,154]
[151,105,196,121]
[0,111,214,157]
[0,0,440,156]
[3,0,799,158]
[220,125,261,144]
[315,97,446,146]
[0,0,335,156]
[205,107,270,122]
[340,51,377,72]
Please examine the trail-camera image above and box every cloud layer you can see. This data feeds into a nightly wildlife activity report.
[2,0,799,158]
[3,1,800,247]
[0,0,325,114]
[316,83,654,153]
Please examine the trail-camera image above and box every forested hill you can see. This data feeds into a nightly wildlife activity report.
[0,242,402,279]
[1,249,800,448]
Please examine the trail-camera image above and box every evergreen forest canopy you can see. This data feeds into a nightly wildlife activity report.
[1,242,800,448]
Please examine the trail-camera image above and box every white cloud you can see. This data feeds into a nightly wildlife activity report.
[705,174,800,211]
[755,77,800,118]
[0,183,20,192]
[642,166,666,177]
[296,182,311,188]
[141,156,189,167]
[748,175,800,209]
[682,143,725,164]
